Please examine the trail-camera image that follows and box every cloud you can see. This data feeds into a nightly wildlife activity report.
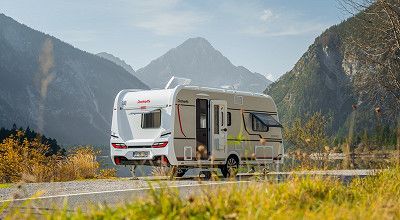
[135,12,207,36]
[260,9,275,22]
[131,0,208,36]
[242,23,326,37]
[241,8,327,37]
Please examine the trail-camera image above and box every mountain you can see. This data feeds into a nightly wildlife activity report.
[266,13,398,135]
[136,37,271,92]
[97,52,136,75]
[266,29,355,131]
[0,13,148,146]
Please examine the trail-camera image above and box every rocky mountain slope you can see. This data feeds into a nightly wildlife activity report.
[136,37,271,92]
[0,13,148,146]
[266,14,397,135]
[97,52,136,75]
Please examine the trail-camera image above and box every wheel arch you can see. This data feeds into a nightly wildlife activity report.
[225,151,240,165]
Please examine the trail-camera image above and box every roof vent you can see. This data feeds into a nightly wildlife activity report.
[165,76,191,89]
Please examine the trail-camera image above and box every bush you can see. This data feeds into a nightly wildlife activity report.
[0,132,114,183]
[56,147,100,181]
[0,125,64,156]
[284,112,330,153]
[0,131,53,183]
[98,168,117,179]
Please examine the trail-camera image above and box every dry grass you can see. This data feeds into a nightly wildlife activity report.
[98,168,117,179]
[0,183,11,189]
[56,147,100,181]
[2,166,400,219]
[0,131,115,183]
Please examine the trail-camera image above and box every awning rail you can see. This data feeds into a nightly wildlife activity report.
[120,104,171,114]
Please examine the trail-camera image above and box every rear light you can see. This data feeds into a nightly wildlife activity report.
[161,156,169,165]
[152,141,168,148]
[112,143,127,149]
[114,156,121,165]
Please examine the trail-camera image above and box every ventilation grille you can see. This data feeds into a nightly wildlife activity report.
[184,146,193,160]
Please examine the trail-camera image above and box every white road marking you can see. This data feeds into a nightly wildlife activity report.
[0,180,251,203]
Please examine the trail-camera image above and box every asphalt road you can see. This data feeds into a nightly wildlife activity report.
[0,179,252,215]
[0,169,377,214]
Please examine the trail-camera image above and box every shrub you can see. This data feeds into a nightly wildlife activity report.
[0,131,53,183]
[284,112,330,153]
[57,147,100,181]
[98,168,117,179]
[0,132,114,183]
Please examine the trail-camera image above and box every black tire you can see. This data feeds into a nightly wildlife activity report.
[175,168,188,177]
[221,155,239,178]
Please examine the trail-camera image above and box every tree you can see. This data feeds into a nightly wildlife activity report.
[339,0,400,161]
[284,112,330,153]
[0,125,64,156]
[338,0,400,117]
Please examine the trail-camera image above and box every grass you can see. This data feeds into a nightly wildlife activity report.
[2,166,400,219]
[0,132,116,183]
[0,183,11,189]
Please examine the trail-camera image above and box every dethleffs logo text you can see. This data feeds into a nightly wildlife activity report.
[137,99,150,104]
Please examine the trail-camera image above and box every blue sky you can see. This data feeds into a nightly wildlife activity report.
[1,0,351,81]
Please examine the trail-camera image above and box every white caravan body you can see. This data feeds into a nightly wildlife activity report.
[110,83,284,170]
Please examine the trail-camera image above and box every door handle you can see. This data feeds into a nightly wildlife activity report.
[221,128,227,132]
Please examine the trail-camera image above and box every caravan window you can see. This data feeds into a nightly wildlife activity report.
[141,110,161,129]
[252,115,268,132]
[227,112,232,126]
[251,112,282,132]
[213,105,219,134]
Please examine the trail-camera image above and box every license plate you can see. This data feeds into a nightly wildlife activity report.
[133,151,149,158]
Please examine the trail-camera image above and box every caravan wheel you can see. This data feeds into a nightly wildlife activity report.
[221,156,239,178]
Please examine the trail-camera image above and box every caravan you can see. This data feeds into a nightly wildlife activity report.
[110,78,284,178]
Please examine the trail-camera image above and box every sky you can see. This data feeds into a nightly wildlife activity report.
[1,0,351,81]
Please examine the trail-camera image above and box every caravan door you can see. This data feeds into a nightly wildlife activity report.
[210,100,227,160]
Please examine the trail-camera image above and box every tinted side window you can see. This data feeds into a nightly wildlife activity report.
[227,112,232,126]
[141,110,161,128]
[252,115,268,132]
[213,105,219,134]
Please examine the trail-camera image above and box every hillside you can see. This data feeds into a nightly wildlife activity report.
[266,13,398,135]
[266,28,355,131]
[97,52,136,76]
[136,37,271,92]
[0,13,148,146]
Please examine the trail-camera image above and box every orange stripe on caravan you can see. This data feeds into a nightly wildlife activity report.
[177,104,187,137]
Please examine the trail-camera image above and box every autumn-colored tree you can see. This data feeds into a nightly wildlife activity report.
[0,131,53,183]
[284,112,330,153]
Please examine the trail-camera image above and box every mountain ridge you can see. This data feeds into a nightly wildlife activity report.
[266,14,398,136]
[136,37,271,92]
[0,13,148,146]
[97,52,136,76]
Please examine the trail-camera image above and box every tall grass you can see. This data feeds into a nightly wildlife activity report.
[0,131,115,183]
[3,166,400,219]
